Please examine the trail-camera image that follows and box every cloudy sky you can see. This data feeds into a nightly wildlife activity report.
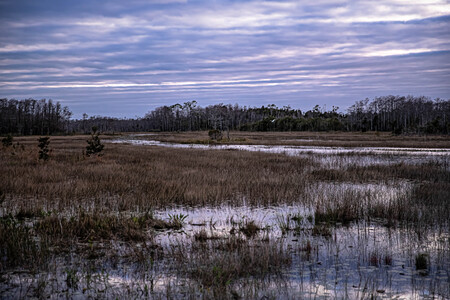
[1,0,449,118]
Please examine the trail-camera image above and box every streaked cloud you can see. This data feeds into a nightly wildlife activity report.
[0,0,449,117]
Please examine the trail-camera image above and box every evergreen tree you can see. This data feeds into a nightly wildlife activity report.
[38,137,50,160]
[86,126,104,156]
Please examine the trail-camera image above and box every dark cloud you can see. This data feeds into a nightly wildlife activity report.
[1,0,449,118]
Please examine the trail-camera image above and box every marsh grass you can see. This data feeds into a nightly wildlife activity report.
[194,229,221,242]
[276,214,291,235]
[173,236,291,291]
[276,213,306,235]
[0,134,449,298]
[150,131,450,148]
[36,212,159,243]
[2,136,449,228]
[311,224,332,237]
[0,136,314,212]
[0,216,49,270]
[239,220,261,238]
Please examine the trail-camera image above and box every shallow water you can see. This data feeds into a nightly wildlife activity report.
[3,201,448,299]
[110,137,450,169]
[111,137,450,156]
[2,137,449,299]
[155,202,449,298]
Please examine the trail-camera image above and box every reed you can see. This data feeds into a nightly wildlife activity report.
[172,236,291,290]
[0,134,448,299]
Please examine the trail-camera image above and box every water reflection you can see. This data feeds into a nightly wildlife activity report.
[111,138,450,156]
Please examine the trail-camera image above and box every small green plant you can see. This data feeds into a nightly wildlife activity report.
[65,268,79,289]
[277,213,304,234]
[86,126,104,156]
[168,213,188,229]
[38,137,50,160]
[35,276,48,298]
[2,134,13,147]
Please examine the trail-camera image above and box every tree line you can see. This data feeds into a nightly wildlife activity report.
[139,96,450,134]
[347,96,450,134]
[0,98,72,135]
[1,96,449,135]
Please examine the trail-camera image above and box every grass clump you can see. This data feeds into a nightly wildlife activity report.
[14,207,51,220]
[175,236,291,290]
[0,216,49,270]
[314,206,358,225]
[276,214,291,235]
[194,229,221,242]
[277,213,305,234]
[168,213,187,230]
[239,220,260,238]
[312,224,332,237]
[36,212,175,243]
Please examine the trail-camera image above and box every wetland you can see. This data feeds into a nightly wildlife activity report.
[0,132,449,299]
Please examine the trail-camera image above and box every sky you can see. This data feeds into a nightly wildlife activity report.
[0,0,449,119]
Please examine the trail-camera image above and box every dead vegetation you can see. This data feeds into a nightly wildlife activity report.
[172,236,291,290]
[0,133,449,299]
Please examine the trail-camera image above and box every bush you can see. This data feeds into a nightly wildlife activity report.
[86,126,104,156]
[1,134,13,147]
[208,129,223,141]
[38,137,50,160]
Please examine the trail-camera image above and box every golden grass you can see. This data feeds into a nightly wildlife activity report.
[1,135,449,225]
[1,136,314,213]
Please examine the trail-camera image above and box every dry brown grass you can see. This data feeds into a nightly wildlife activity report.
[171,236,291,290]
[35,211,178,244]
[1,136,314,213]
[0,134,449,298]
[1,135,449,226]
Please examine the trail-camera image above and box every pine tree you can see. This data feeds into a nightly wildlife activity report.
[38,137,50,160]
[86,126,104,156]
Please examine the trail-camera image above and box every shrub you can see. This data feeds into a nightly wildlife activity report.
[208,129,223,141]
[38,137,50,160]
[1,134,13,147]
[86,126,104,156]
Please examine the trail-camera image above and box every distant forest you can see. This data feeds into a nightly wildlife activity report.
[1,96,450,135]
